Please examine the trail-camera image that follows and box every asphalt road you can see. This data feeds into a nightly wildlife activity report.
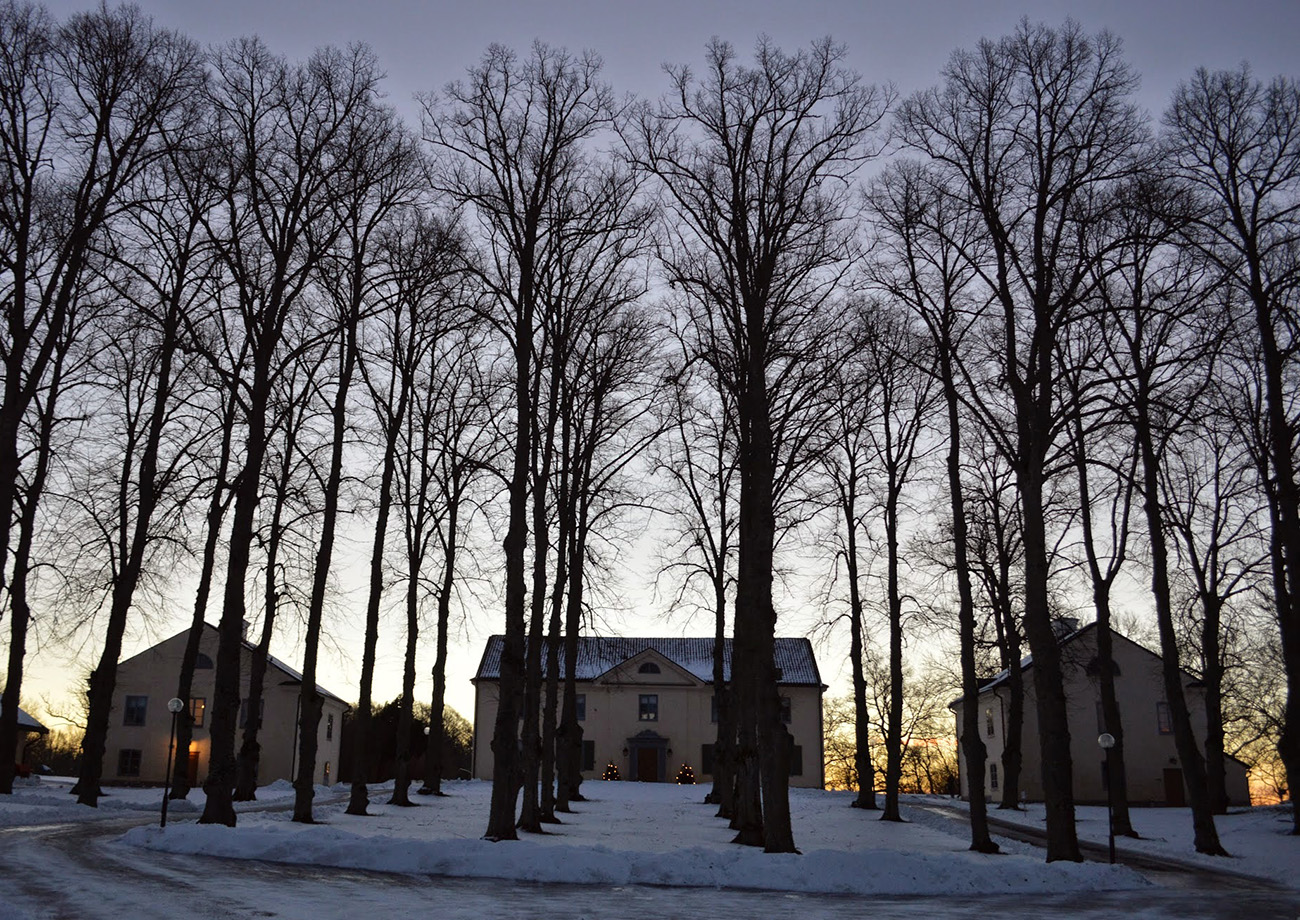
[1,810,1298,920]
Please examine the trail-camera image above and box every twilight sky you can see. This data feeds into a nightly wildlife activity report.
[19,0,1300,727]
[38,0,1300,123]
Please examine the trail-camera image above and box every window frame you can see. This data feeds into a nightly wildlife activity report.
[638,693,659,722]
[1156,701,1172,735]
[123,695,148,727]
[190,697,206,728]
[575,693,586,721]
[117,748,142,777]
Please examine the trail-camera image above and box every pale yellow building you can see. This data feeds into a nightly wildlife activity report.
[953,623,1251,806]
[472,636,825,788]
[106,624,348,787]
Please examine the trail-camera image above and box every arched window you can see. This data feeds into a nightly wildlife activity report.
[638,661,661,674]
[195,652,214,669]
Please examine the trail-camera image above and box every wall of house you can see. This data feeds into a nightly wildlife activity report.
[956,630,1251,806]
[472,650,824,788]
[106,627,347,787]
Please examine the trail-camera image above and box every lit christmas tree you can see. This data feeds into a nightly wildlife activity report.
[675,763,696,784]
[602,761,621,781]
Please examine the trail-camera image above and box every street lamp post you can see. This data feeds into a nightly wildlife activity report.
[161,697,185,828]
[1098,732,1116,864]
[417,725,433,795]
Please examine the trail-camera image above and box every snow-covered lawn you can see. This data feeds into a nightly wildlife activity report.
[954,796,1299,888]
[4,777,1294,897]
[119,780,1148,896]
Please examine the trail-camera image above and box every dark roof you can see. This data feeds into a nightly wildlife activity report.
[953,622,1202,708]
[474,636,823,687]
[1,704,49,734]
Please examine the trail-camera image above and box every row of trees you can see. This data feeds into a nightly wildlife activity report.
[0,3,1294,861]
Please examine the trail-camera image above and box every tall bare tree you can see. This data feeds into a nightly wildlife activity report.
[867,160,999,850]
[0,4,202,794]
[632,37,889,852]
[897,20,1146,860]
[423,41,614,841]
[198,39,374,827]
[1163,66,1300,834]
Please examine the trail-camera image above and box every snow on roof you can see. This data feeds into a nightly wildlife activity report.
[1,704,49,734]
[474,636,823,687]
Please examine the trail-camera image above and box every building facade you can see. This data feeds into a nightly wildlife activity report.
[106,624,348,787]
[952,623,1251,806]
[472,636,826,789]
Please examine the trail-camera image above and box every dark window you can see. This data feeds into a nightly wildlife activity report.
[195,652,214,669]
[780,696,792,724]
[702,743,715,775]
[711,694,719,724]
[990,764,999,790]
[323,761,331,784]
[1156,702,1172,735]
[327,713,334,741]
[1085,656,1120,677]
[239,698,264,730]
[117,749,142,777]
[789,743,804,777]
[190,697,206,728]
[638,661,661,674]
[985,708,995,737]
[638,694,659,721]
[582,739,595,772]
[123,696,148,727]
[576,694,586,721]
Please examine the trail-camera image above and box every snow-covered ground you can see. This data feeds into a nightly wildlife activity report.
[2,776,1294,900]
[952,796,1300,888]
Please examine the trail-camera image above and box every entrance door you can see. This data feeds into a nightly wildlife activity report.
[186,750,199,786]
[637,747,658,782]
[1163,768,1185,806]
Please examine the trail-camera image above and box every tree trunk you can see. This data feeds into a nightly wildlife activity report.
[845,490,877,810]
[881,489,905,823]
[941,356,998,852]
[1094,605,1137,836]
[1017,448,1082,861]
[292,325,358,823]
[1134,386,1227,855]
[348,376,404,815]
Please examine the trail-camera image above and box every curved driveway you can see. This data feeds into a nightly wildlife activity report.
[1,810,1297,919]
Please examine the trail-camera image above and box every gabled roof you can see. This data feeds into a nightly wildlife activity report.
[956,622,1199,706]
[474,636,823,687]
[1,704,49,734]
[120,623,348,705]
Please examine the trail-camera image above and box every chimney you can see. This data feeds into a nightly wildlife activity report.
[1051,617,1079,642]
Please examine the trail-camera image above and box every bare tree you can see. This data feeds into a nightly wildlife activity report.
[653,371,738,814]
[198,39,375,827]
[0,3,203,794]
[867,160,998,850]
[897,20,1146,861]
[631,37,889,852]
[1163,66,1300,834]
[1097,175,1228,854]
[857,303,935,822]
[423,41,614,841]
[349,210,467,813]
[815,316,879,813]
